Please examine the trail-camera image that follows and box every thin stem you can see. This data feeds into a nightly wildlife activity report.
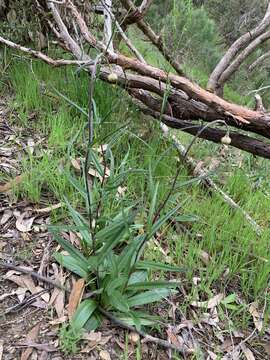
[84,54,103,254]
[98,306,192,355]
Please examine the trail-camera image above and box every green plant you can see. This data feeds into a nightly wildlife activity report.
[59,324,83,355]
[163,0,221,72]
[51,143,189,339]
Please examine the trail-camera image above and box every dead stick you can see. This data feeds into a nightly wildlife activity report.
[0,262,69,292]
[98,307,193,355]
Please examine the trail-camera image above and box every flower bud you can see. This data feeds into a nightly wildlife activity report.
[129,332,140,344]
[221,134,231,145]
[107,72,118,83]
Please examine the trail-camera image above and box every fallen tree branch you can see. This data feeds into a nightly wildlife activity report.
[100,0,146,62]
[132,91,270,158]
[0,36,91,67]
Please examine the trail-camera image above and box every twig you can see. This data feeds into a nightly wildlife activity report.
[0,201,29,212]
[100,0,146,63]
[247,85,270,95]
[0,262,69,292]
[120,0,185,76]
[98,307,193,355]
[0,36,90,67]
[3,289,49,315]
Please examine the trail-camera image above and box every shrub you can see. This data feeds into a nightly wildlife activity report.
[162,0,221,72]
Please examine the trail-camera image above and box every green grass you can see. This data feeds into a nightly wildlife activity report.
[1,53,270,345]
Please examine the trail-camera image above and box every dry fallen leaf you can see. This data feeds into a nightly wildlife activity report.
[69,231,81,247]
[71,157,81,171]
[81,332,111,353]
[99,350,111,360]
[117,186,127,196]
[166,328,183,348]
[19,342,56,353]
[128,332,140,344]
[191,293,224,309]
[94,144,108,153]
[49,316,67,326]
[49,268,65,318]
[249,302,263,332]
[199,250,211,265]
[17,287,27,302]
[35,286,50,303]
[68,278,85,320]
[240,344,255,360]
[88,168,103,181]
[0,175,22,192]
[0,210,13,225]
[20,323,40,360]
[4,271,36,294]
[16,213,35,232]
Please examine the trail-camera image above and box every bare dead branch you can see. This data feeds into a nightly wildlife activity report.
[67,0,105,51]
[47,0,85,59]
[135,97,270,159]
[249,50,270,71]
[120,0,185,76]
[2,2,270,159]
[138,0,153,15]
[254,94,266,112]
[0,262,69,292]
[208,1,270,93]
[217,30,270,94]
[100,0,146,62]
[102,0,114,53]
[0,36,91,66]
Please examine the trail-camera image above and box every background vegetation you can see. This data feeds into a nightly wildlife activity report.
[1,0,270,357]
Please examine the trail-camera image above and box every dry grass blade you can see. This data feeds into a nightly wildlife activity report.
[34,203,62,214]
[191,293,224,309]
